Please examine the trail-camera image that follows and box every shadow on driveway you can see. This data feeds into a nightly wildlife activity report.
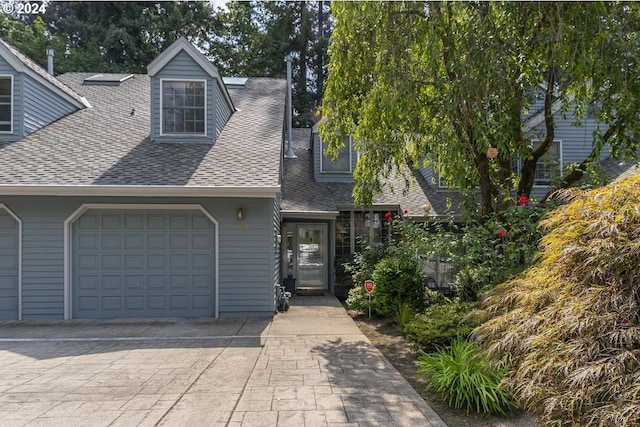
[0,317,272,359]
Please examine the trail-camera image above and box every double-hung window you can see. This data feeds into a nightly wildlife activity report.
[0,76,12,133]
[161,80,205,135]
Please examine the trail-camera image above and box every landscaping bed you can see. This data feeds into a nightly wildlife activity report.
[346,308,537,427]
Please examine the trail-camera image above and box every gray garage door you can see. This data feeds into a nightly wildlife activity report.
[0,210,19,320]
[72,210,215,319]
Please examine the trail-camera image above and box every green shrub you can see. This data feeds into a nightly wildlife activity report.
[344,243,387,291]
[423,288,449,308]
[345,282,378,314]
[416,339,516,416]
[392,304,414,331]
[474,176,640,426]
[405,301,479,351]
[372,255,425,316]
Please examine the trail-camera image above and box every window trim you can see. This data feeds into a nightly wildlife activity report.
[320,135,353,174]
[0,75,13,134]
[532,139,562,187]
[159,78,207,137]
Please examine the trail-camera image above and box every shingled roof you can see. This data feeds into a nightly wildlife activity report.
[281,128,461,218]
[0,39,89,109]
[0,73,285,196]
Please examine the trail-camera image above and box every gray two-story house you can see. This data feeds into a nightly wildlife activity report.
[0,37,284,320]
[0,37,635,320]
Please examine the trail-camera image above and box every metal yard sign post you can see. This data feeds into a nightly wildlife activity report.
[364,280,375,319]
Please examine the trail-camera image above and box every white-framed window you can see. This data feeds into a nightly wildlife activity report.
[161,79,206,135]
[533,140,562,186]
[321,135,352,173]
[0,75,12,133]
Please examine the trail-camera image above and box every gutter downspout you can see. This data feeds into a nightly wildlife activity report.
[284,55,296,158]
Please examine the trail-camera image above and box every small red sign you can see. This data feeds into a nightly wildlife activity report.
[364,280,375,293]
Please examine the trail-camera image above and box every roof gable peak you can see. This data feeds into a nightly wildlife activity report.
[147,37,219,79]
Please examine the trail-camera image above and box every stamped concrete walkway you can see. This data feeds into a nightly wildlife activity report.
[0,295,446,427]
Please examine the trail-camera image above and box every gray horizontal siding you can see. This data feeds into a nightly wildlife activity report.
[0,196,278,319]
[23,75,77,136]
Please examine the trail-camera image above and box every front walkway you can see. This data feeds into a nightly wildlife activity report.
[0,295,446,427]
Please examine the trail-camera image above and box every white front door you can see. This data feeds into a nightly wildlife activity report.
[296,224,327,289]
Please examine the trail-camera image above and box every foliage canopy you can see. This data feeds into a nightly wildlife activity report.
[321,1,640,216]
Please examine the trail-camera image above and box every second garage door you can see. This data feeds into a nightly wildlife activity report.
[72,209,215,319]
[0,209,19,320]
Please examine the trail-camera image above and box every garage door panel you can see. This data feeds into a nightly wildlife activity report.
[147,255,165,269]
[101,215,121,229]
[125,234,144,249]
[103,296,121,310]
[192,295,211,309]
[170,275,189,289]
[192,275,211,289]
[125,255,144,269]
[169,255,188,269]
[147,234,166,249]
[102,276,121,290]
[78,234,98,249]
[192,234,212,249]
[102,255,120,269]
[0,276,17,289]
[78,275,98,290]
[73,210,215,318]
[148,215,166,229]
[77,214,98,229]
[0,254,17,269]
[170,215,189,229]
[102,234,121,250]
[170,234,189,249]
[147,275,166,289]
[125,296,144,310]
[169,295,189,309]
[78,296,98,310]
[125,215,144,229]
[0,210,19,320]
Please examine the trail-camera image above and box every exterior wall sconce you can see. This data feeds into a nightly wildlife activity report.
[237,207,245,220]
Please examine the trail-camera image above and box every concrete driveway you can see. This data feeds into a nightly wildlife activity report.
[0,296,446,427]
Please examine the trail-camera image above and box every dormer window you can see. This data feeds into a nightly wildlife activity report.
[0,76,12,133]
[321,135,352,173]
[161,79,206,135]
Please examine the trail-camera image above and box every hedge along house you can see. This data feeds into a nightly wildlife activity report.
[0,37,285,319]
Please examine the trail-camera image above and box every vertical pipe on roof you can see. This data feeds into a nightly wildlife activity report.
[46,49,54,75]
[284,55,296,158]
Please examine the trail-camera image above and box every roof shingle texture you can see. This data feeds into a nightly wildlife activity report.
[0,73,285,188]
[281,128,460,217]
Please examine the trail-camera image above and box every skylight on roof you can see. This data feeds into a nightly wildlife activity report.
[84,73,134,86]
[222,77,248,87]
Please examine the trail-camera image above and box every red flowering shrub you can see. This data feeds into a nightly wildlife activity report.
[517,195,529,205]
[496,229,506,238]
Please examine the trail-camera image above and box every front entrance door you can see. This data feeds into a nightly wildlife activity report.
[296,224,327,289]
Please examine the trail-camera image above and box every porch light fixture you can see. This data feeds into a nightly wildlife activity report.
[237,207,245,220]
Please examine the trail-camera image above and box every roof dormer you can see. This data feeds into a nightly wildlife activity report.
[147,37,234,144]
[0,38,89,143]
[311,121,357,183]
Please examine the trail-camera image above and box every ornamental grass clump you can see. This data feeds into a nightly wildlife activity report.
[473,175,640,427]
[415,339,515,416]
